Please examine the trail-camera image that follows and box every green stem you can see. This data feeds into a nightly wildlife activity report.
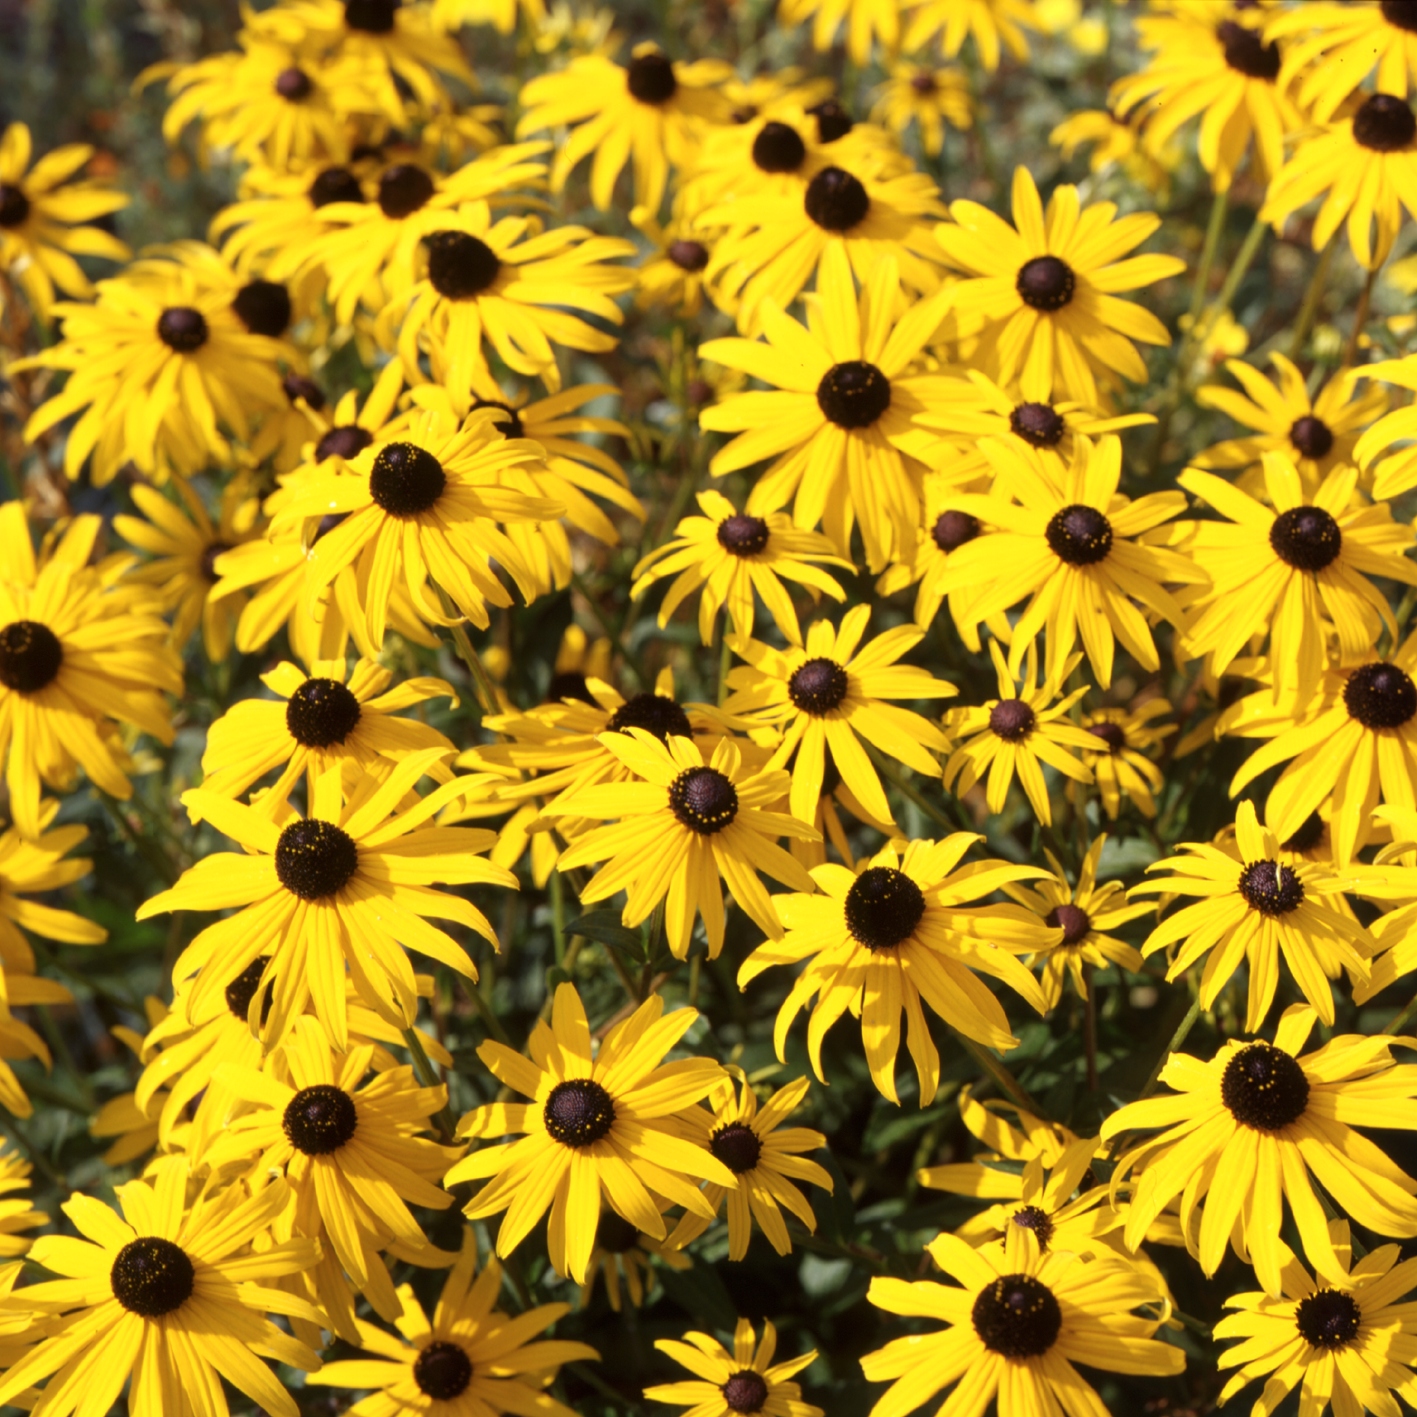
[688,950,701,1007]
[1345,261,1380,368]
[1194,212,1267,345]
[1143,995,1201,1098]
[434,586,498,718]
[957,1034,1040,1115]
[1289,231,1339,359]
[1083,970,1098,1093]
[1382,991,1417,1037]
[550,869,567,966]
[402,1027,456,1142]
[1189,188,1230,327]
[98,792,181,887]
[716,629,731,708]
[866,744,970,834]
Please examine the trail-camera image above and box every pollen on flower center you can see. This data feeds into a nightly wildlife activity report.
[0,620,63,694]
[723,1371,769,1415]
[1011,1204,1055,1249]
[425,231,501,299]
[224,956,274,1024]
[668,766,739,834]
[817,360,892,429]
[413,1341,474,1400]
[157,306,209,352]
[0,184,31,227]
[274,819,359,900]
[275,66,313,101]
[544,1078,617,1146]
[232,279,292,337]
[110,1237,196,1318]
[1353,93,1417,153]
[1289,414,1334,461]
[717,513,770,556]
[1220,1042,1310,1131]
[1383,0,1417,32]
[1295,1289,1362,1351]
[1016,255,1076,311]
[310,166,364,207]
[933,509,980,552]
[972,1274,1063,1358]
[1270,506,1341,573]
[1010,401,1066,448]
[1238,860,1305,916]
[316,424,374,461]
[1046,504,1113,565]
[627,51,677,105]
[788,656,850,714]
[377,162,435,219]
[345,0,399,33]
[668,239,709,272]
[283,1083,359,1155]
[804,167,870,232]
[369,442,447,516]
[1216,20,1280,80]
[845,866,926,951]
[606,692,692,741]
[286,677,362,748]
[710,1121,763,1174]
[989,698,1035,741]
[752,120,807,173]
[1045,903,1091,944]
[1344,662,1417,730]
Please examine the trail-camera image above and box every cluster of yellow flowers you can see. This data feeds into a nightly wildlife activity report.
[6,0,1417,1415]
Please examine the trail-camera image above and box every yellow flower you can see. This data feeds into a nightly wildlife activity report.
[1353,353,1417,498]
[433,0,548,36]
[647,1318,822,1417]
[871,62,972,156]
[903,0,1041,71]
[1073,699,1175,820]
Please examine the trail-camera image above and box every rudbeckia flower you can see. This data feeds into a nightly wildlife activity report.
[547,730,818,959]
[631,491,851,647]
[1109,6,1302,193]
[432,0,548,36]
[936,166,1184,404]
[1178,455,1417,707]
[0,505,181,840]
[580,1210,690,1312]
[777,0,899,65]
[447,983,735,1283]
[1131,800,1371,1030]
[668,1071,834,1260]
[721,604,956,828]
[871,63,972,156]
[943,642,1097,827]
[138,751,515,1049]
[0,1162,322,1417]
[647,1318,822,1417]
[516,46,731,214]
[0,121,128,316]
[739,837,1053,1104]
[1050,107,1173,196]
[633,211,713,317]
[861,1227,1183,1417]
[308,1231,597,1417]
[700,244,954,571]
[1104,1003,1417,1296]
[0,1147,42,1259]
[1216,1222,1417,1417]
[1268,1,1417,121]
[902,0,1040,71]
[1354,353,1417,498]
[1261,90,1417,270]
[938,434,1201,688]
[1072,699,1175,819]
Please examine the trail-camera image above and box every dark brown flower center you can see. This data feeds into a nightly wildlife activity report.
[345,0,399,32]
[668,766,739,834]
[546,670,596,705]
[710,1121,763,1174]
[224,956,274,1024]
[1045,903,1091,944]
[1345,662,1417,730]
[805,167,870,232]
[668,239,709,272]
[845,866,926,951]
[910,71,938,94]
[972,1274,1062,1357]
[788,656,849,714]
[596,1210,641,1253]
[111,1237,195,1317]
[377,162,435,218]
[197,540,231,583]
[1017,255,1076,311]
[717,513,770,556]
[283,372,325,410]
[283,1083,359,1154]
[1046,504,1113,565]
[808,99,854,143]
[286,677,362,748]
[1216,19,1280,79]
[309,166,364,207]
[413,1341,473,1400]
[606,692,692,741]
[752,120,807,173]
[1011,1204,1055,1249]
[426,231,501,299]
[817,360,891,429]
[1270,506,1341,572]
[470,398,525,438]
[1221,1042,1309,1131]
[1238,860,1304,915]
[0,184,31,228]
[1010,401,1067,448]
[933,509,980,552]
[0,620,62,694]
[275,65,313,100]
[274,819,359,900]
[989,698,1035,741]
[627,51,677,105]
[233,279,292,337]
[316,425,374,462]
[723,1372,769,1414]
[1354,93,1417,152]
[1295,1289,1362,1350]
[1087,720,1126,751]
[157,306,209,352]
[1384,0,1417,31]
[369,441,446,516]
[1289,414,1334,461]
[544,1078,616,1146]
[1282,812,1325,853]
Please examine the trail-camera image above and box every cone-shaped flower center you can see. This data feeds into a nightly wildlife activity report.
[1270,506,1341,572]
[606,692,692,740]
[0,620,62,694]
[1354,93,1417,152]
[310,166,364,207]
[111,1237,195,1317]
[1217,20,1280,79]
[805,167,870,232]
[723,1372,769,1414]
[669,767,739,834]
[426,231,501,299]
[414,1341,474,1399]
[274,819,359,900]
[1010,401,1066,447]
[1045,903,1091,944]
[1011,1204,1055,1249]
[845,867,926,951]
[275,65,312,100]
[286,677,362,748]
[972,1274,1062,1357]
[370,441,446,516]
[317,424,374,462]
[752,121,807,173]
[1283,812,1325,853]
[544,1078,616,1146]
[0,184,30,228]
[717,513,770,556]
[1221,1042,1310,1131]
[378,162,435,218]
[1017,255,1076,311]
[809,100,854,142]
[669,239,709,271]
[989,698,1035,741]
[788,657,849,714]
[933,509,980,552]
[1344,662,1417,730]
[224,956,274,1024]
[817,360,891,429]
[627,51,677,104]
[1289,414,1334,461]
[1046,504,1113,565]
[284,1083,358,1154]
[1295,1289,1362,1350]
[1238,860,1304,916]
[710,1121,763,1174]
[157,306,209,352]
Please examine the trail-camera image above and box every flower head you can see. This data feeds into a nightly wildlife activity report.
[647,1318,822,1417]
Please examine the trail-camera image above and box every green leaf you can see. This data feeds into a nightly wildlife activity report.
[564,911,646,961]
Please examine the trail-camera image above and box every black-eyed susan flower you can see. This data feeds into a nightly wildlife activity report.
[1178,455,1417,708]
[1001,836,1149,1010]
[668,1071,833,1260]
[937,166,1184,404]
[516,46,730,214]
[433,0,548,35]
[1261,90,1417,270]
[0,504,181,840]
[308,1231,597,1417]
[785,742,901,872]
[548,730,818,959]
[1195,354,1387,492]
[0,121,128,316]
[138,751,514,1049]
[871,63,972,156]
[580,1210,691,1311]
[1215,1222,1417,1417]
[633,210,712,317]
[938,434,1201,688]
[778,0,898,65]
[447,983,735,1283]
[861,1227,1183,1417]
[1268,1,1417,121]
[1109,6,1301,194]
[200,656,458,808]
[739,838,1053,1104]
[269,407,561,649]
[647,1318,822,1417]
[701,245,954,571]
[1050,107,1174,197]
[631,491,851,647]
[1104,1003,1417,1296]
[722,605,955,827]
[942,642,1096,827]
[903,0,1039,71]
[1074,699,1175,819]
[1131,801,1370,1029]
[0,1147,42,1258]
[1354,353,1417,498]
[0,1162,322,1417]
